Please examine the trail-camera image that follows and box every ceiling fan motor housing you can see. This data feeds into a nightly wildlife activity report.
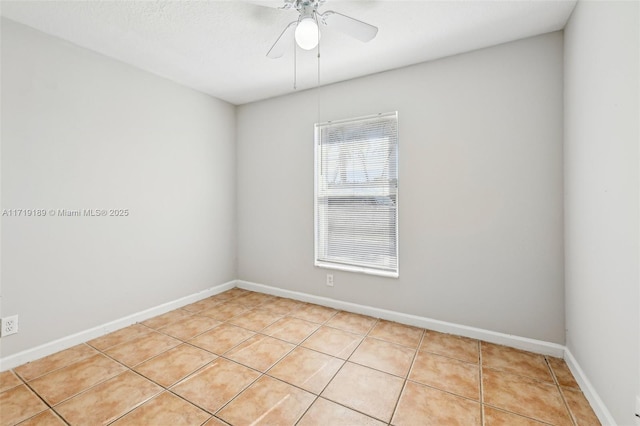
[266,0,377,59]
[295,0,322,18]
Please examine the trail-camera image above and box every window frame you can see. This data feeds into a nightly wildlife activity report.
[314,111,399,278]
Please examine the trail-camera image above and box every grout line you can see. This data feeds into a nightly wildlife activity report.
[56,409,72,426]
[417,347,480,365]
[403,377,484,404]
[20,350,133,407]
[480,365,561,386]
[15,380,57,424]
[209,370,266,419]
[100,370,164,425]
[293,394,320,426]
[87,323,156,351]
[165,387,217,416]
[210,414,231,425]
[319,391,393,424]
[481,405,557,425]
[11,343,99,383]
[1,370,25,393]
[546,355,578,426]
[10,288,591,426]
[166,386,219,417]
[387,328,425,424]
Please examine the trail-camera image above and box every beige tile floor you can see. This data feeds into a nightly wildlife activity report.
[0,288,601,425]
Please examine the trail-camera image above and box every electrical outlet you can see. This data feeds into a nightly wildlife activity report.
[326,274,334,287]
[1,315,19,337]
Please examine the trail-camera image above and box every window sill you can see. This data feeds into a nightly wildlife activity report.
[315,261,399,278]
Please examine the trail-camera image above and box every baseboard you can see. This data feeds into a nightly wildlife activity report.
[3,278,616,425]
[241,280,621,422]
[564,348,618,426]
[0,280,236,372]
[236,280,566,357]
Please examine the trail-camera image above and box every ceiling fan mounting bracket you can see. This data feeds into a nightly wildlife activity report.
[293,0,322,18]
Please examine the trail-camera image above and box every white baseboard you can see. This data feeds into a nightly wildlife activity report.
[2,278,616,426]
[236,280,566,357]
[0,280,236,372]
[564,348,617,426]
[242,280,619,423]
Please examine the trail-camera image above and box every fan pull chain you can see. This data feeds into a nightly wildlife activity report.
[293,41,297,90]
[316,12,321,123]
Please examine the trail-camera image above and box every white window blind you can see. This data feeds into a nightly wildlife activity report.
[314,112,399,277]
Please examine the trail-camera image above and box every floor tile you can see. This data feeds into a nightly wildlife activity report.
[234,292,277,308]
[483,406,549,425]
[14,344,97,381]
[0,370,22,393]
[217,288,248,299]
[203,417,230,426]
[302,326,363,359]
[199,301,251,321]
[350,337,416,377]
[326,311,377,335]
[409,351,479,400]
[188,323,255,355]
[110,391,211,425]
[29,353,126,405]
[420,330,479,363]
[141,309,192,330]
[158,315,221,340]
[104,331,181,367]
[292,304,338,323]
[547,356,579,389]
[87,324,151,351]
[482,367,572,425]
[391,381,481,426]
[0,384,48,426]
[561,387,601,425]
[298,397,386,426]
[134,343,217,387]
[182,296,225,313]
[322,362,404,422]
[260,297,306,315]
[368,320,423,349]
[55,371,161,426]
[171,358,260,413]
[262,316,320,344]
[227,308,283,332]
[268,346,344,394]
[225,334,295,372]
[3,290,600,426]
[18,409,66,426]
[481,342,553,382]
[217,375,314,426]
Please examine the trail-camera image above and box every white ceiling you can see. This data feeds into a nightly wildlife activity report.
[1,0,576,105]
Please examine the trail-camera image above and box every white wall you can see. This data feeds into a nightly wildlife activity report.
[0,19,237,357]
[564,1,640,424]
[237,32,565,343]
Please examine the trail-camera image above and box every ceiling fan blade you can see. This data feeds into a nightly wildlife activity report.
[266,21,297,59]
[320,10,378,43]
[244,0,294,9]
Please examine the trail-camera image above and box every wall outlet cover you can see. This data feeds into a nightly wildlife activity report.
[1,315,19,337]
[326,274,334,287]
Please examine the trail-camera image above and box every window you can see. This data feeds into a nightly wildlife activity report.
[314,112,399,277]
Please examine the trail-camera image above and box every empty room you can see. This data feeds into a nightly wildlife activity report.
[0,0,638,425]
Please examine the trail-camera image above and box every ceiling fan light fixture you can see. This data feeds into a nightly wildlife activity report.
[295,17,319,50]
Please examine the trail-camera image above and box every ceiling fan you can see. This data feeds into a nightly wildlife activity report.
[266,0,378,59]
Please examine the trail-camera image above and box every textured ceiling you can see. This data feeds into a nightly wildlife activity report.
[1,0,576,105]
